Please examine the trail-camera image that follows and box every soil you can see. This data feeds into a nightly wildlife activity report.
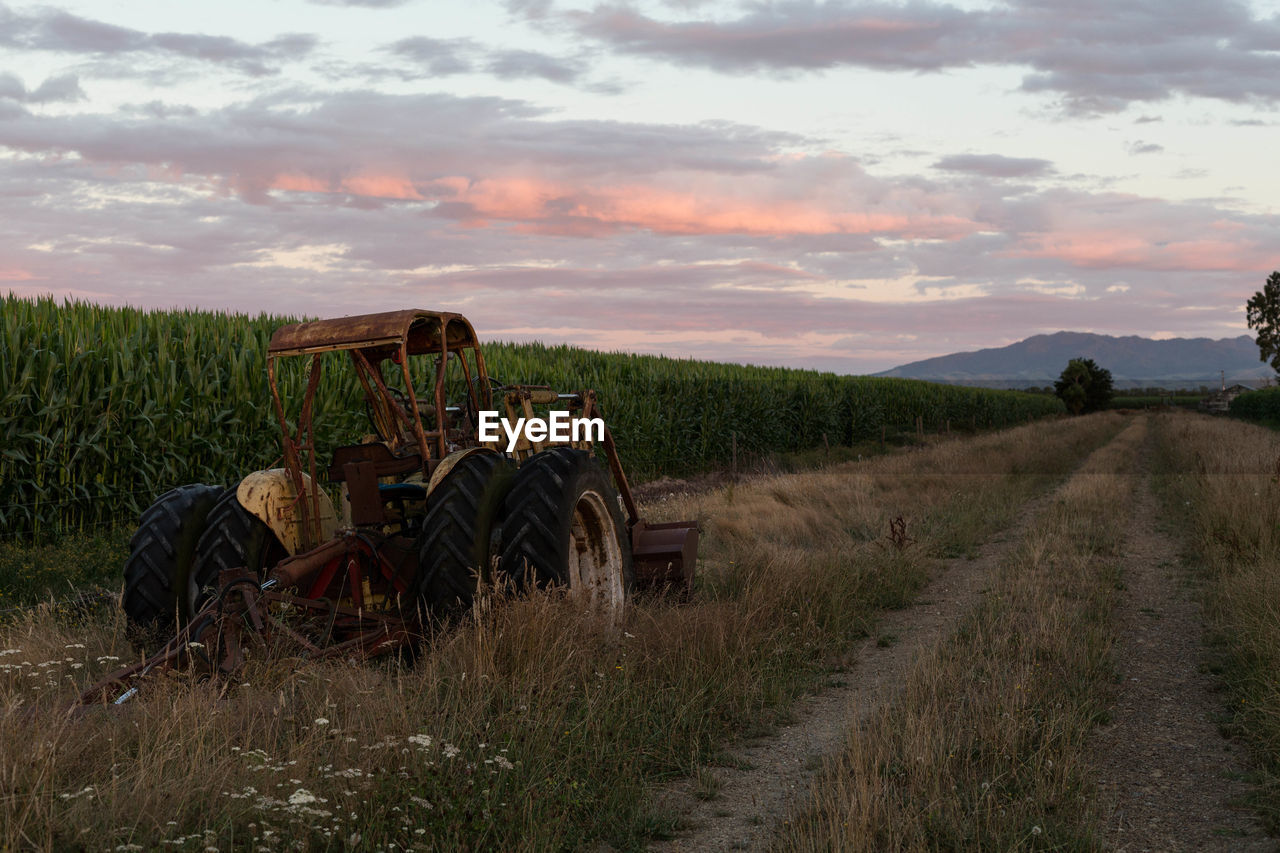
[1089,454,1273,851]
[648,487,1064,852]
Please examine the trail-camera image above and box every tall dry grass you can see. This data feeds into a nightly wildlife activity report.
[0,414,1124,851]
[777,416,1147,851]
[1152,411,1280,830]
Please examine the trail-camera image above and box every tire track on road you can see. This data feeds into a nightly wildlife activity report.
[649,448,1116,852]
[1090,446,1271,852]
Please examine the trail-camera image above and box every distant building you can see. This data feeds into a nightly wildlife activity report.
[1198,384,1255,414]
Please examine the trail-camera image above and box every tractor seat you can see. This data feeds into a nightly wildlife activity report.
[328,443,423,526]
[378,482,427,501]
[327,442,422,481]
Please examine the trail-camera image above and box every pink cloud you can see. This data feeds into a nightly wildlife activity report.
[1005,198,1276,272]
[269,171,977,238]
[1009,232,1269,272]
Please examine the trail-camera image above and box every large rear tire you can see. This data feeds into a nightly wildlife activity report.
[189,491,288,603]
[497,448,633,611]
[413,452,515,617]
[121,484,225,630]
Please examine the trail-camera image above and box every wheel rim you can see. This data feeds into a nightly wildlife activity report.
[567,489,625,611]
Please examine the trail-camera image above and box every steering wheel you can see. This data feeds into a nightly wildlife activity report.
[364,388,412,441]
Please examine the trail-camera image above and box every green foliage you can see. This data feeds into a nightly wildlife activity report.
[1229,387,1280,422]
[0,531,129,607]
[1,294,1066,539]
[1053,357,1113,414]
[1246,271,1280,373]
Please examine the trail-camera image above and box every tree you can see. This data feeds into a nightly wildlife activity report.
[1246,271,1280,373]
[1053,357,1114,414]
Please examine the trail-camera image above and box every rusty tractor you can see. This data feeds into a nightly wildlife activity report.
[84,310,696,705]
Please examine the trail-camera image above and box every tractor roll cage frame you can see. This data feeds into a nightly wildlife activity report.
[264,310,489,549]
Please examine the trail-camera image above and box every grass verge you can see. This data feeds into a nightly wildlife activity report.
[1151,410,1280,831]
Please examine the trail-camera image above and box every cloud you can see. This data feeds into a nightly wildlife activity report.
[1127,140,1164,155]
[570,0,1280,113]
[384,35,598,87]
[0,2,316,76]
[485,48,584,84]
[0,71,84,104]
[0,87,1271,373]
[933,154,1053,179]
[386,36,477,75]
[310,0,409,6]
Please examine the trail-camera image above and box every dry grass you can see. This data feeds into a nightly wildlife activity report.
[1151,411,1280,830]
[0,414,1126,851]
[776,416,1147,851]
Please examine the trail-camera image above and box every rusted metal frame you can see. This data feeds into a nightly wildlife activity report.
[77,633,189,705]
[521,394,541,454]
[265,613,324,656]
[297,353,325,548]
[313,623,394,660]
[271,535,348,589]
[349,351,392,439]
[433,326,449,460]
[567,389,636,521]
[304,552,343,599]
[267,355,313,543]
[75,570,412,707]
[347,553,365,610]
[600,421,639,527]
[577,391,597,451]
[396,342,431,472]
[264,589,409,625]
[265,354,324,549]
[456,342,477,416]
[285,534,405,601]
[350,348,413,437]
[471,342,492,409]
[75,586,233,706]
[268,309,470,357]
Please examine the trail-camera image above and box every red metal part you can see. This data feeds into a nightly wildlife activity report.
[77,561,418,709]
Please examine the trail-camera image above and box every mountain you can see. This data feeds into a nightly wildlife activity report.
[875,331,1273,389]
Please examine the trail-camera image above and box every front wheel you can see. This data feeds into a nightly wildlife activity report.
[413,452,515,617]
[497,448,633,612]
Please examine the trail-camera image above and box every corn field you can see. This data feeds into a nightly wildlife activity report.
[1,295,1065,538]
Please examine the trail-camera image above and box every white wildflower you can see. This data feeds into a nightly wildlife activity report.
[287,789,317,806]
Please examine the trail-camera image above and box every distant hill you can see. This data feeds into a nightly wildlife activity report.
[875,331,1274,389]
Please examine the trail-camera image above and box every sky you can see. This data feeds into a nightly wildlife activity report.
[1,0,1278,373]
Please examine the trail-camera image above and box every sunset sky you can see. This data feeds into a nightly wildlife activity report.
[2,0,1278,373]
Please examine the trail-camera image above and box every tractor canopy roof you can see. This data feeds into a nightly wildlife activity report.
[268,309,481,358]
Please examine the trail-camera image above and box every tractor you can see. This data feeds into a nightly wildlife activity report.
[84,310,696,704]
